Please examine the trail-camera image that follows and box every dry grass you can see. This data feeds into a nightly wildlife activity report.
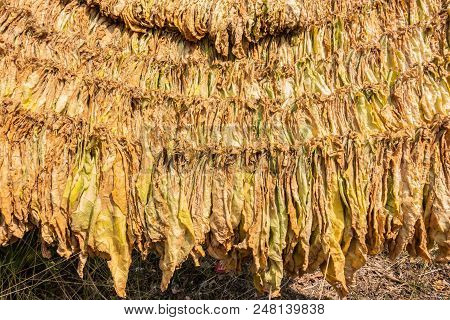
[0,231,448,300]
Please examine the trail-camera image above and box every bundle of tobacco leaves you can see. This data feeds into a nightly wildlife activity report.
[0,0,448,297]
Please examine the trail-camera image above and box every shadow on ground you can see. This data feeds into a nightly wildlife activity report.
[0,232,448,299]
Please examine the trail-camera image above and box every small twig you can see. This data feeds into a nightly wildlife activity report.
[319,253,331,300]
[420,269,439,278]
[371,268,404,284]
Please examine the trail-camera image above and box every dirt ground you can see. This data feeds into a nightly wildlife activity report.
[0,234,448,299]
[286,254,449,300]
[123,253,449,300]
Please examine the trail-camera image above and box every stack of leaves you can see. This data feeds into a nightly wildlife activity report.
[0,0,448,297]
